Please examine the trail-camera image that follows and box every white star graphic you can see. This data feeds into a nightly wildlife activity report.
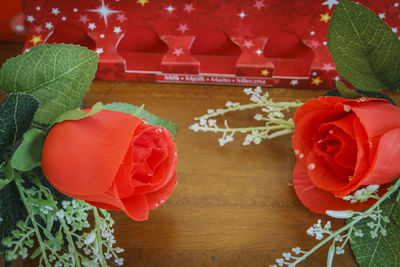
[36,6,41,11]
[334,75,340,81]
[73,8,78,12]
[310,31,315,36]
[114,26,122,34]
[290,80,298,86]
[392,27,398,33]
[88,23,96,30]
[165,5,175,14]
[322,0,338,10]
[95,48,104,55]
[255,49,263,56]
[45,22,53,29]
[173,48,184,56]
[61,16,67,21]
[237,11,247,19]
[88,0,120,26]
[379,13,386,19]
[243,40,254,48]
[24,48,30,53]
[183,3,195,13]
[100,34,105,38]
[52,8,60,15]
[395,2,399,7]
[178,24,188,33]
[26,15,35,23]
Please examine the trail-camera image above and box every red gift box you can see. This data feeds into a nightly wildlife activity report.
[0,0,27,41]
[21,0,400,88]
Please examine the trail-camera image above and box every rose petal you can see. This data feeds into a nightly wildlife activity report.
[350,100,400,138]
[306,150,349,192]
[120,194,149,221]
[146,172,178,209]
[293,161,385,214]
[41,110,141,195]
[114,143,135,199]
[360,128,400,185]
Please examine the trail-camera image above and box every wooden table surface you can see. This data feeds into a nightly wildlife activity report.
[2,42,399,267]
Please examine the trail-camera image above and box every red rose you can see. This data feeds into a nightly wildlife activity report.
[41,110,177,221]
[292,96,400,213]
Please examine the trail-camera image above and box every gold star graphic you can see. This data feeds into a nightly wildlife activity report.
[29,35,43,45]
[137,0,149,6]
[311,77,323,86]
[260,69,269,76]
[320,12,331,23]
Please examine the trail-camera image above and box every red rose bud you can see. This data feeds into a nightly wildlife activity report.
[292,96,400,214]
[41,110,178,221]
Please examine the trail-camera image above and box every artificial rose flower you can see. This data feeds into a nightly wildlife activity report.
[292,96,400,214]
[41,109,177,221]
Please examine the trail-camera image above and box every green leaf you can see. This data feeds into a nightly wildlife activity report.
[327,0,400,92]
[103,102,178,138]
[11,129,45,172]
[336,81,361,99]
[0,93,39,155]
[51,102,102,127]
[0,181,27,267]
[349,193,400,266]
[0,44,99,124]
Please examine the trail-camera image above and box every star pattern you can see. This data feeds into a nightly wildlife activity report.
[183,3,195,13]
[260,69,269,76]
[95,48,104,54]
[311,77,323,86]
[173,48,184,56]
[137,0,149,7]
[29,35,43,45]
[114,26,122,34]
[34,25,43,33]
[237,11,247,19]
[320,12,330,23]
[88,0,120,26]
[165,5,175,14]
[178,24,189,33]
[310,40,320,48]
[255,49,263,56]
[88,23,96,30]
[45,22,53,30]
[322,63,335,72]
[243,40,254,48]
[52,8,60,15]
[379,13,386,19]
[26,15,35,23]
[322,0,338,10]
[79,14,89,24]
[116,13,127,23]
[254,0,265,10]
[290,80,298,86]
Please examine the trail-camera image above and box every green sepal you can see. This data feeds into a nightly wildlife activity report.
[103,102,178,138]
[11,129,46,172]
[51,102,102,127]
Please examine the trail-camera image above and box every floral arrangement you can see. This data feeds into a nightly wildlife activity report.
[190,1,400,266]
[0,43,178,266]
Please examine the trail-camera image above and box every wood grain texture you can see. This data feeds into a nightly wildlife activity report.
[2,42,400,267]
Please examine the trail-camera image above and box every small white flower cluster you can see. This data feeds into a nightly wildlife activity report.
[342,185,380,203]
[269,247,304,267]
[189,87,303,146]
[307,219,331,240]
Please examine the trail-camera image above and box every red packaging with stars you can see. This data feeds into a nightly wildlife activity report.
[0,0,26,41]
[21,0,400,88]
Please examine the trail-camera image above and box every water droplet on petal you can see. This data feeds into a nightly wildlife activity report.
[343,105,351,112]
[294,149,300,155]
[299,153,304,159]
[308,163,316,170]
